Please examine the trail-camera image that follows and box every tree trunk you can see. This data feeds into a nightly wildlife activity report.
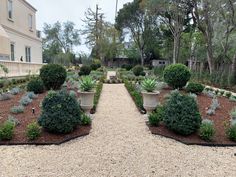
[203,32,214,74]
[231,53,236,85]
[173,34,180,64]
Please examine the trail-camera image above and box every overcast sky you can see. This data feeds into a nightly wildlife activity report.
[27,0,133,54]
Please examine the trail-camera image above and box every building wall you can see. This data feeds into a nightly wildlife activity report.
[0,0,42,63]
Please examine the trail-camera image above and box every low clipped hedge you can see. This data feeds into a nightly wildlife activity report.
[124,80,144,111]
[163,64,191,89]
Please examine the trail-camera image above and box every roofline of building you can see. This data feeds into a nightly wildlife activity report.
[21,0,37,12]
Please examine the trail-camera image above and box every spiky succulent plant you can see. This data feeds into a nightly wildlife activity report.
[141,78,157,92]
[78,76,96,92]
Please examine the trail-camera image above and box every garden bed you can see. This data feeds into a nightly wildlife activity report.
[0,91,91,145]
[148,88,236,146]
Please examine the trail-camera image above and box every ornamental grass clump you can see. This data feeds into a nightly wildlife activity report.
[0,121,15,140]
[26,122,41,140]
[148,106,164,126]
[78,76,96,92]
[141,78,157,92]
[199,119,215,141]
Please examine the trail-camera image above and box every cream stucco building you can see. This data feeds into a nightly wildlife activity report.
[0,0,43,77]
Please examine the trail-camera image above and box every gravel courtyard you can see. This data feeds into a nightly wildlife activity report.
[0,83,236,177]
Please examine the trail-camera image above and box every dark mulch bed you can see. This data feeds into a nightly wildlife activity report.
[147,88,236,146]
[0,91,91,146]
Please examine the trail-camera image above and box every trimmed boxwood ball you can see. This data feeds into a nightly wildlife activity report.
[186,82,204,94]
[40,64,67,90]
[27,77,44,94]
[38,90,81,134]
[163,64,191,89]
[163,91,202,135]
[133,65,144,76]
[79,65,92,76]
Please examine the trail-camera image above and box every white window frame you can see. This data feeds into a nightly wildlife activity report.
[7,0,13,20]
[25,46,31,63]
[28,14,33,31]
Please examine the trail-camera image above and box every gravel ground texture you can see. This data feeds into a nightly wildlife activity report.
[0,81,236,177]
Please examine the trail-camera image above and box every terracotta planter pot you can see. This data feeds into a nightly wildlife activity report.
[78,91,95,113]
[142,91,160,113]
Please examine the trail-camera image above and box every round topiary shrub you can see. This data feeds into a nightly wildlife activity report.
[38,90,81,134]
[27,77,44,94]
[79,65,91,76]
[186,82,205,94]
[40,64,67,90]
[163,91,201,135]
[163,64,191,89]
[133,65,144,76]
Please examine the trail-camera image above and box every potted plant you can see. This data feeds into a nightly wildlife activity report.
[141,78,160,113]
[78,76,96,113]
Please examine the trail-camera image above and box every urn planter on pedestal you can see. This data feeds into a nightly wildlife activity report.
[78,76,96,113]
[142,91,160,113]
[78,91,95,113]
[141,78,160,113]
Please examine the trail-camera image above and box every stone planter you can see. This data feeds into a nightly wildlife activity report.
[142,91,160,113]
[78,91,95,113]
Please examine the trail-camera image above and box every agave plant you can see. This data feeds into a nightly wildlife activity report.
[141,78,157,92]
[78,76,96,92]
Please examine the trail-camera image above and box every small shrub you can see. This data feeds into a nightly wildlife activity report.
[186,82,204,94]
[19,96,32,106]
[229,96,236,102]
[81,114,92,125]
[226,124,236,142]
[199,119,215,141]
[141,78,157,92]
[10,87,21,95]
[230,108,236,120]
[7,115,20,126]
[26,122,41,140]
[121,64,132,71]
[149,106,164,126]
[0,93,12,101]
[10,105,24,114]
[133,65,144,76]
[163,64,191,89]
[69,90,77,98]
[163,91,201,135]
[79,65,91,76]
[90,63,101,70]
[27,77,44,94]
[225,92,232,98]
[0,121,15,140]
[26,92,38,99]
[40,64,67,90]
[219,90,225,96]
[38,90,81,134]
[78,76,96,92]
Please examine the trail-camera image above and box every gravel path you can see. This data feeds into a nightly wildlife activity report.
[0,83,236,177]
